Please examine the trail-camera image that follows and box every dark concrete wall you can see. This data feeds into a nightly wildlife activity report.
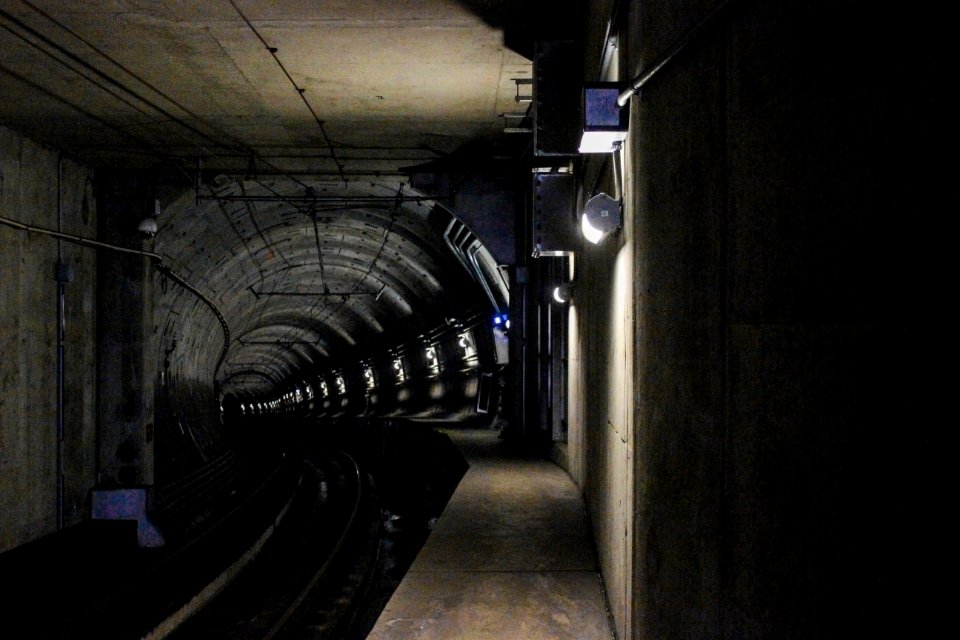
[567,0,933,638]
[1,126,98,551]
[95,173,158,487]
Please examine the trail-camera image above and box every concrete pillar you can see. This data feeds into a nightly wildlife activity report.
[1,126,98,551]
[95,173,157,487]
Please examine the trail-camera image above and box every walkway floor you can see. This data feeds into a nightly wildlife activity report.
[367,429,614,640]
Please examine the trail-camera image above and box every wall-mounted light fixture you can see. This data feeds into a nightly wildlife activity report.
[364,365,376,390]
[137,198,161,237]
[425,344,441,377]
[552,283,573,304]
[458,330,477,362]
[579,83,629,154]
[581,192,622,245]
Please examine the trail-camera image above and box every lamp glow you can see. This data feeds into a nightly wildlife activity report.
[578,130,627,154]
[581,213,606,244]
[580,192,621,244]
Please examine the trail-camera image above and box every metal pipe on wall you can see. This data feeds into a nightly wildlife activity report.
[0,214,231,386]
[55,154,64,530]
[617,0,736,107]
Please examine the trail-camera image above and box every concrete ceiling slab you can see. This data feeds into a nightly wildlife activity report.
[1,0,529,397]
[0,0,532,171]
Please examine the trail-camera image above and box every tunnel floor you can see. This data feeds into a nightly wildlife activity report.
[1,424,612,639]
[366,429,615,640]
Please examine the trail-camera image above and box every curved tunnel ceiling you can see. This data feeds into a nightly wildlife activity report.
[155,176,496,398]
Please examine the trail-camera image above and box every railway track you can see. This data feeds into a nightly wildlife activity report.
[163,449,380,640]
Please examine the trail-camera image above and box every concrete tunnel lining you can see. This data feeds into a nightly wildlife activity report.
[154,176,502,400]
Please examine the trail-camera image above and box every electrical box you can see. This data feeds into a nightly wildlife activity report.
[532,172,578,257]
[533,40,582,156]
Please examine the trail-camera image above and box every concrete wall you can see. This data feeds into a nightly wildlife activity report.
[567,0,927,638]
[567,226,636,640]
[0,126,98,552]
[95,173,158,487]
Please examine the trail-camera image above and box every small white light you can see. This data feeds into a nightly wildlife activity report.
[578,130,627,154]
[137,217,158,236]
[581,193,621,244]
[553,284,571,304]
[581,212,606,244]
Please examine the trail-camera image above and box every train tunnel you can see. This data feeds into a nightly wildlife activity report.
[0,0,938,639]
[148,173,512,481]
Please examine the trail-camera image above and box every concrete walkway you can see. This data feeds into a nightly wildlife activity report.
[367,429,614,640]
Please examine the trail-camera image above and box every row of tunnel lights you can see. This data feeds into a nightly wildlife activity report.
[239,327,483,415]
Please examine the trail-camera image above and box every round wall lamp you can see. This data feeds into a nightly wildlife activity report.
[137,217,158,236]
[581,192,622,244]
[552,283,573,304]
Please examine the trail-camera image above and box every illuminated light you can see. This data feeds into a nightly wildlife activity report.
[319,381,329,398]
[426,344,441,376]
[505,319,511,329]
[458,331,477,361]
[581,193,622,245]
[336,375,346,395]
[581,212,605,244]
[553,284,571,304]
[364,366,376,390]
[578,130,627,154]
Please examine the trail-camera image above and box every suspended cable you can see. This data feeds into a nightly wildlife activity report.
[1,3,316,192]
[18,0,246,149]
[226,0,348,184]
[0,213,232,380]
[308,197,329,293]
[0,64,196,184]
[209,186,268,287]
[352,184,403,294]
[237,181,293,269]
[0,6,245,156]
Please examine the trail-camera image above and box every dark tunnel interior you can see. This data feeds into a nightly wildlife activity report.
[0,0,940,637]
[139,173,512,483]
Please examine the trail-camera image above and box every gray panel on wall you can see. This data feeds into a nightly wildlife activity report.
[532,172,578,257]
[534,40,582,157]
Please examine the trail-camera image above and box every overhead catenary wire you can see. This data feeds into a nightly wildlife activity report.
[0,64,196,183]
[226,0,348,185]
[0,3,317,192]
[0,5,244,157]
[351,184,403,295]
[18,0,248,151]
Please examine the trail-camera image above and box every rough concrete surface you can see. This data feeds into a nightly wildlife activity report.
[368,430,613,640]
